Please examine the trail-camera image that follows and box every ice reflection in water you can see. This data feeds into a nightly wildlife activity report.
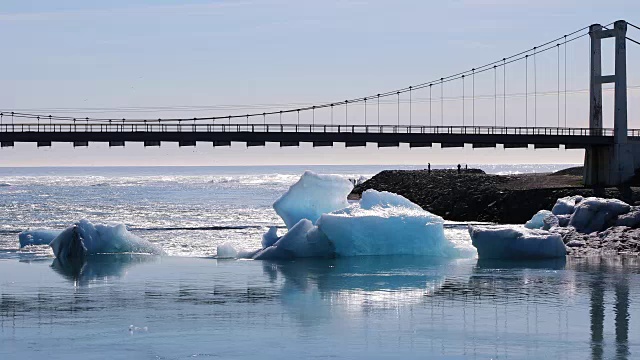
[0,256,638,359]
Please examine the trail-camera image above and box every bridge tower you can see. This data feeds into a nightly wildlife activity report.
[584,20,633,186]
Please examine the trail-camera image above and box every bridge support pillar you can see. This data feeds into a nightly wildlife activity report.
[584,20,633,186]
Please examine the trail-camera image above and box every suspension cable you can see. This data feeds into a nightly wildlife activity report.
[525,54,528,127]
[557,43,561,128]
[472,69,475,126]
[6,23,597,124]
[534,46,537,127]
[409,86,412,127]
[440,78,444,126]
[564,35,567,127]
[462,75,465,126]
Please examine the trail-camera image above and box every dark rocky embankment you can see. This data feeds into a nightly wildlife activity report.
[350,167,640,224]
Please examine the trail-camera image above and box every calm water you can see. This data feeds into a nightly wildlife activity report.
[1,256,638,359]
[5,163,634,359]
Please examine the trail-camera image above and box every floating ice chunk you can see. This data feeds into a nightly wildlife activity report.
[524,210,553,229]
[261,226,280,248]
[273,171,353,229]
[569,197,630,233]
[469,225,566,259]
[254,219,334,260]
[18,229,62,248]
[551,195,583,215]
[50,219,163,261]
[317,190,456,257]
[216,243,238,258]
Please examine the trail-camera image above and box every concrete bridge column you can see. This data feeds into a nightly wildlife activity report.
[584,20,634,186]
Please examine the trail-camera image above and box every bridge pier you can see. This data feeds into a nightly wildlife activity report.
[584,20,635,186]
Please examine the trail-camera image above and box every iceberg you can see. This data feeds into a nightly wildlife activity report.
[568,197,630,233]
[50,219,163,261]
[254,219,334,260]
[524,210,553,229]
[18,229,62,248]
[551,195,583,216]
[317,190,456,257]
[273,171,353,229]
[216,242,239,259]
[469,225,566,259]
[261,226,280,248]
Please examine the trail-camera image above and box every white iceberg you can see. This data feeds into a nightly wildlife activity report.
[524,210,553,229]
[216,242,238,259]
[568,197,630,233]
[18,229,62,248]
[551,195,583,216]
[273,171,353,229]
[317,190,456,257]
[469,225,566,259]
[50,219,163,260]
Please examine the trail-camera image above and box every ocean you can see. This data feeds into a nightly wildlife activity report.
[2,164,639,359]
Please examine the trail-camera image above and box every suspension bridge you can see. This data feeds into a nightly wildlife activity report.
[2,20,640,186]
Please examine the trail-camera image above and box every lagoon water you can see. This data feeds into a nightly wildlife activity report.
[1,164,639,359]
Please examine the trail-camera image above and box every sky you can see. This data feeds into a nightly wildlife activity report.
[1,0,639,166]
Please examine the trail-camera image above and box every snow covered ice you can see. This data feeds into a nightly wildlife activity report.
[49,219,164,261]
[469,225,566,259]
[18,229,62,247]
[273,171,353,229]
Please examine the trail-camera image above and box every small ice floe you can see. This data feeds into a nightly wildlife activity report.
[47,219,164,261]
[468,225,566,259]
[19,229,62,247]
[129,325,148,333]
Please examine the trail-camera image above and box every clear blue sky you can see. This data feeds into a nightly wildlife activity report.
[1,0,638,166]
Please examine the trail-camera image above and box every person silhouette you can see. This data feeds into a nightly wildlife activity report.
[457,164,461,174]
[428,163,431,174]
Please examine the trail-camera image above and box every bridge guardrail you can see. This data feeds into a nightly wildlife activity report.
[0,123,622,136]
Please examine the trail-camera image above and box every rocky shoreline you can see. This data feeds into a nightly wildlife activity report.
[351,167,640,256]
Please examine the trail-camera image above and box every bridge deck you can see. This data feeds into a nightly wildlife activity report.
[0,123,630,148]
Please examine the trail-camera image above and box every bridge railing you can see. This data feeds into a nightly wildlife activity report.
[0,123,620,136]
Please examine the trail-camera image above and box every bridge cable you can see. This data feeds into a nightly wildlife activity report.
[564,35,567,127]
[345,100,348,126]
[525,55,528,127]
[5,23,598,124]
[472,69,475,126]
[330,104,334,126]
[534,46,537,127]
[429,85,432,126]
[626,36,640,46]
[461,76,465,126]
[363,99,367,126]
[494,66,497,127]
[397,92,400,127]
[312,106,315,126]
[409,86,412,127]
[440,78,444,126]
[297,110,300,126]
[557,43,561,128]
[503,58,506,127]
[377,94,380,126]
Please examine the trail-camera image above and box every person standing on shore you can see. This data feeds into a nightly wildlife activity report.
[457,164,461,174]
[428,163,431,174]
